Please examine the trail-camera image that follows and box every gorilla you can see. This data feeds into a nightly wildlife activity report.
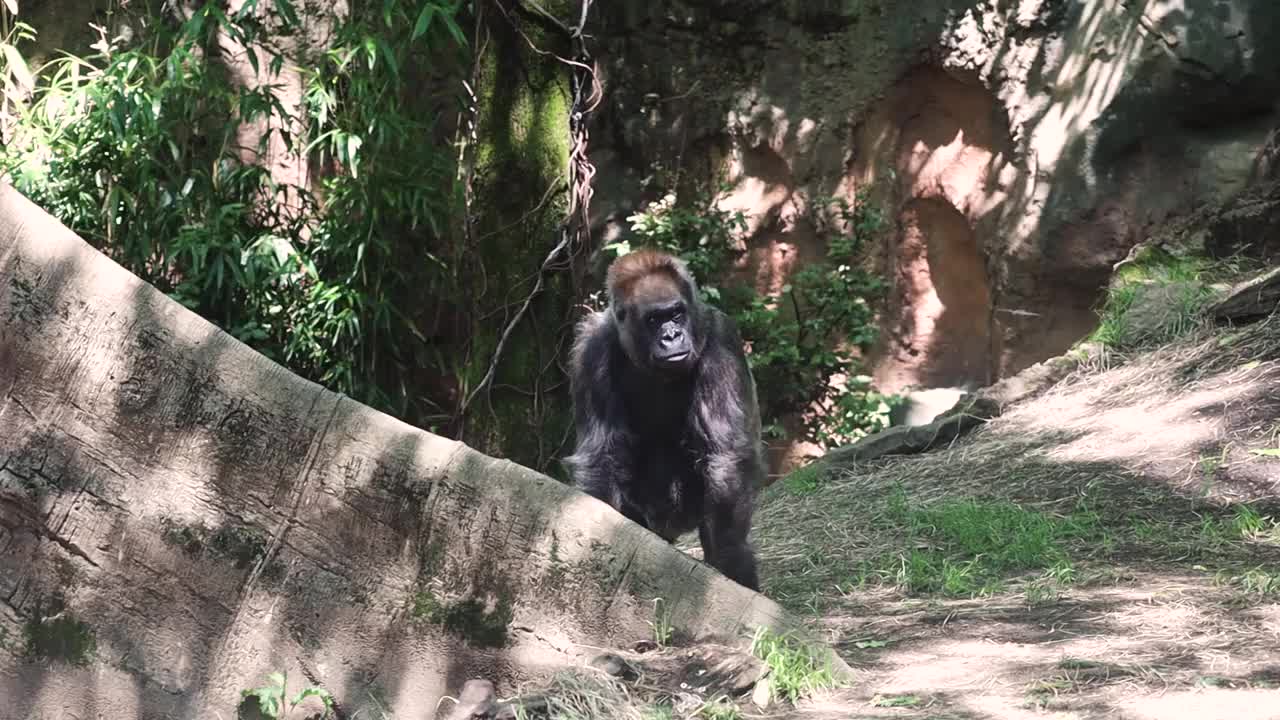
[564,248,764,591]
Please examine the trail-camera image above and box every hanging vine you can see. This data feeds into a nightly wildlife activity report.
[455,0,599,434]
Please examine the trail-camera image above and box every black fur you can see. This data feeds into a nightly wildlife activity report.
[564,253,764,591]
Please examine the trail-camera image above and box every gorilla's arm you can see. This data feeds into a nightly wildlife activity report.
[563,312,634,508]
[692,311,763,591]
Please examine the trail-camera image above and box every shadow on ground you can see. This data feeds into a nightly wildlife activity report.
[753,316,1280,718]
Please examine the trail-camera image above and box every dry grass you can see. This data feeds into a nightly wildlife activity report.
[503,669,730,720]
[745,307,1280,719]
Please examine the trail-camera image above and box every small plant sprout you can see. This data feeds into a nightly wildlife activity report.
[239,671,334,719]
[648,597,674,647]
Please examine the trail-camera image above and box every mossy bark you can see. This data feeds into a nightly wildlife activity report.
[459,3,581,477]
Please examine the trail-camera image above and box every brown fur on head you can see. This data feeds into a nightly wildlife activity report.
[604,249,706,372]
[605,248,698,310]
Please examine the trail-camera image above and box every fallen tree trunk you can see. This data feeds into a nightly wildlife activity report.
[1211,266,1280,321]
[0,184,830,718]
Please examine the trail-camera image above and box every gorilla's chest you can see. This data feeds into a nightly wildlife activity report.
[621,372,694,425]
[618,379,706,538]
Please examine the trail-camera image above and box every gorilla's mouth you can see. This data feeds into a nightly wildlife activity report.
[660,351,690,364]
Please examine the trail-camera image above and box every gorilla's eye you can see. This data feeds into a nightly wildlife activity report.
[616,308,627,322]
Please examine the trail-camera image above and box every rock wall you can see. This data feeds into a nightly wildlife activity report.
[0,182,815,720]
[587,0,1280,397]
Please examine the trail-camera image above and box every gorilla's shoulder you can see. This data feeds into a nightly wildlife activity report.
[705,306,744,345]
[573,310,612,343]
[570,310,615,363]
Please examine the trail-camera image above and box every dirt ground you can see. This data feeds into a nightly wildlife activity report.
[747,313,1280,719]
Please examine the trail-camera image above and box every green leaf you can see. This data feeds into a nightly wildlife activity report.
[344,134,363,177]
[439,10,467,47]
[290,687,334,709]
[374,36,399,78]
[272,0,299,27]
[1,43,33,91]
[1250,449,1280,458]
[412,6,436,41]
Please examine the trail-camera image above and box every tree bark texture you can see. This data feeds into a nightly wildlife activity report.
[0,183,817,718]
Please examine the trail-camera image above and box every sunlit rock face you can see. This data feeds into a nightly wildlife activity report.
[847,67,1007,394]
[586,0,1280,467]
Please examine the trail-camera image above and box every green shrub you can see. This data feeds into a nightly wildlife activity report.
[619,189,892,445]
[0,0,467,421]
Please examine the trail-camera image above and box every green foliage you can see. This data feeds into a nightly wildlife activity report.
[0,0,467,420]
[870,694,923,708]
[695,697,743,720]
[239,671,334,720]
[640,706,675,720]
[749,627,839,704]
[0,11,36,120]
[1228,567,1280,597]
[782,463,822,495]
[1088,247,1216,351]
[298,0,466,409]
[622,189,891,446]
[616,190,746,288]
[870,488,1103,597]
[647,597,674,647]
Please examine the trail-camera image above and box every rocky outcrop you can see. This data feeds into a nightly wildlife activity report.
[819,340,1104,468]
[587,0,1280,397]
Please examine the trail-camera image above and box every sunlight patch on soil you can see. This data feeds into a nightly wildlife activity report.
[1120,689,1280,720]
[754,313,1280,718]
[1000,346,1280,497]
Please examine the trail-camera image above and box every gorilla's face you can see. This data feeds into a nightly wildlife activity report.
[615,274,700,375]
[640,296,696,371]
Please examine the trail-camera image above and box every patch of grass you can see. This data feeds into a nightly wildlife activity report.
[1130,504,1280,561]
[868,490,1103,597]
[1024,560,1077,605]
[1089,284,1140,348]
[640,705,675,720]
[1088,247,1218,351]
[648,597,674,647]
[1024,658,1136,709]
[411,590,445,622]
[1026,677,1073,708]
[783,463,823,495]
[758,470,1123,610]
[1196,446,1231,495]
[870,693,922,708]
[1230,505,1280,543]
[695,697,743,720]
[750,628,840,703]
[1221,566,1280,597]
